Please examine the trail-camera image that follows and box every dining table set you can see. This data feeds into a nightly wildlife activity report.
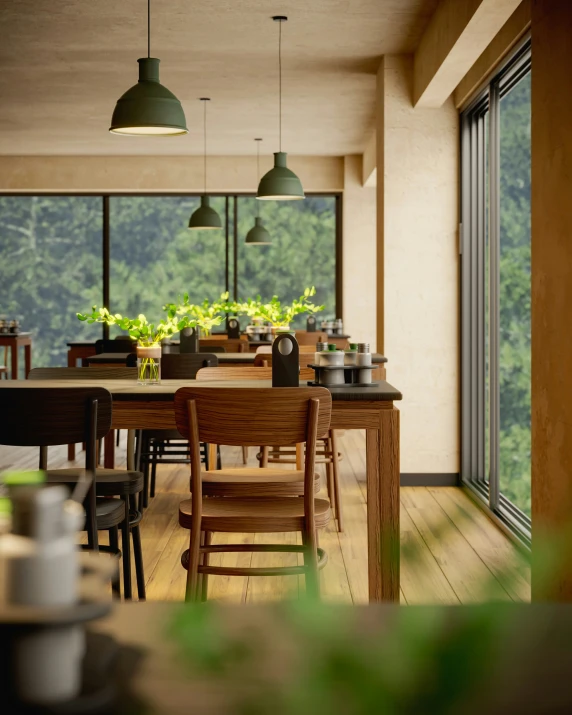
[0,336,401,604]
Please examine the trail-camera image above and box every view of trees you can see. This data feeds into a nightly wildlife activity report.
[0,194,337,370]
[498,72,531,516]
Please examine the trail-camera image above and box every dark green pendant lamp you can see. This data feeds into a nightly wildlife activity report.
[246,139,271,244]
[189,98,222,230]
[257,16,304,201]
[109,0,187,136]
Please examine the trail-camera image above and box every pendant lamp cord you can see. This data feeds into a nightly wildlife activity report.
[203,100,207,196]
[147,0,151,58]
[256,140,260,217]
[278,19,282,152]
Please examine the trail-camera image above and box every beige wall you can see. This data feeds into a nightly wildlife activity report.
[0,155,343,193]
[377,55,459,474]
[342,155,377,347]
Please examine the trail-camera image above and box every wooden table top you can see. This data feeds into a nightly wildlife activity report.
[0,332,31,339]
[1,378,402,402]
[85,352,133,364]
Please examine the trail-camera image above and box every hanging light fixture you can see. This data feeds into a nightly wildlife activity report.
[189,98,222,230]
[257,16,304,201]
[246,139,271,245]
[109,0,187,136]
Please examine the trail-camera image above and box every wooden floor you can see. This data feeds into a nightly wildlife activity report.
[0,431,531,604]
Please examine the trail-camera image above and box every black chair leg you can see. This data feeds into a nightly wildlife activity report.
[150,442,158,498]
[217,445,222,470]
[120,503,132,600]
[116,429,120,447]
[109,526,121,598]
[132,525,146,600]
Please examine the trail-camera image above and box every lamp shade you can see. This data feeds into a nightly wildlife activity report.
[110,58,188,136]
[245,217,271,245]
[257,152,304,200]
[188,196,222,230]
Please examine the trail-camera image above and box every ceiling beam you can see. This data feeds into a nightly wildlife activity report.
[454,0,530,108]
[362,133,377,187]
[413,0,524,108]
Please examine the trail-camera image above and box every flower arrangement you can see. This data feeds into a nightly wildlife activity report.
[236,287,324,329]
[77,306,223,383]
[163,292,232,337]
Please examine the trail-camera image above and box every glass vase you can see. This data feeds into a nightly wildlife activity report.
[136,345,161,385]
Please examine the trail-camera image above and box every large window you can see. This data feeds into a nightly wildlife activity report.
[0,193,339,364]
[0,196,103,372]
[461,41,531,540]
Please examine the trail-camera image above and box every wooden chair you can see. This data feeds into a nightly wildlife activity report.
[294,330,328,345]
[139,353,220,504]
[0,386,140,598]
[250,354,344,531]
[196,365,313,466]
[174,386,332,601]
[27,368,145,600]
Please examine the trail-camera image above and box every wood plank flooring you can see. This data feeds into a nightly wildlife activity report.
[0,431,531,604]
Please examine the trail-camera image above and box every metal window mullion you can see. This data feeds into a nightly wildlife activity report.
[469,118,479,483]
[476,114,486,484]
[460,114,472,483]
[488,80,501,512]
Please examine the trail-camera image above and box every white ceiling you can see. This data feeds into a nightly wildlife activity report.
[0,0,438,156]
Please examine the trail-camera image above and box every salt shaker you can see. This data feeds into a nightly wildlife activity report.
[357,342,372,384]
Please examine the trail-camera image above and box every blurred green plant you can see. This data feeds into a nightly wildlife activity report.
[235,287,324,328]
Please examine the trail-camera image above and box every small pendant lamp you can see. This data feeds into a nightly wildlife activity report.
[257,16,304,201]
[246,139,271,245]
[189,99,222,230]
[109,0,187,136]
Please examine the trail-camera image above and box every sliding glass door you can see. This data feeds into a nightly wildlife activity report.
[461,40,531,540]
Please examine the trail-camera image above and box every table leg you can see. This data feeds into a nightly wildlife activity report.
[208,444,217,470]
[24,343,31,377]
[10,344,17,380]
[68,444,76,461]
[104,430,115,469]
[366,406,400,602]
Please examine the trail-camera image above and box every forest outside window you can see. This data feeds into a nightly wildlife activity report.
[461,40,531,541]
[0,193,340,365]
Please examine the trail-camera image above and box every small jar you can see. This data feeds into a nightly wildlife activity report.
[314,341,329,371]
[334,318,344,335]
[136,345,161,385]
[357,343,372,383]
[320,348,345,386]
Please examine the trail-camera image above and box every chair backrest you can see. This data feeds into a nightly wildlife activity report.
[29,367,138,380]
[255,345,272,354]
[253,353,270,368]
[174,386,331,448]
[161,353,219,379]
[196,365,314,381]
[95,338,135,354]
[0,386,112,447]
[295,330,328,345]
[199,345,225,353]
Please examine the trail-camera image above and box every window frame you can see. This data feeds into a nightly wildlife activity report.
[460,38,532,544]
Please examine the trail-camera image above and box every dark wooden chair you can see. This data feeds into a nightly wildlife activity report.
[174,386,332,602]
[27,367,145,599]
[0,386,135,597]
[139,353,220,505]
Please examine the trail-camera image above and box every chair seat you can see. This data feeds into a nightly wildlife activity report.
[200,467,321,497]
[46,468,144,497]
[179,496,331,533]
[94,498,126,530]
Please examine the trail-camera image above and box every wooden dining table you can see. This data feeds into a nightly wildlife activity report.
[0,378,402,602]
